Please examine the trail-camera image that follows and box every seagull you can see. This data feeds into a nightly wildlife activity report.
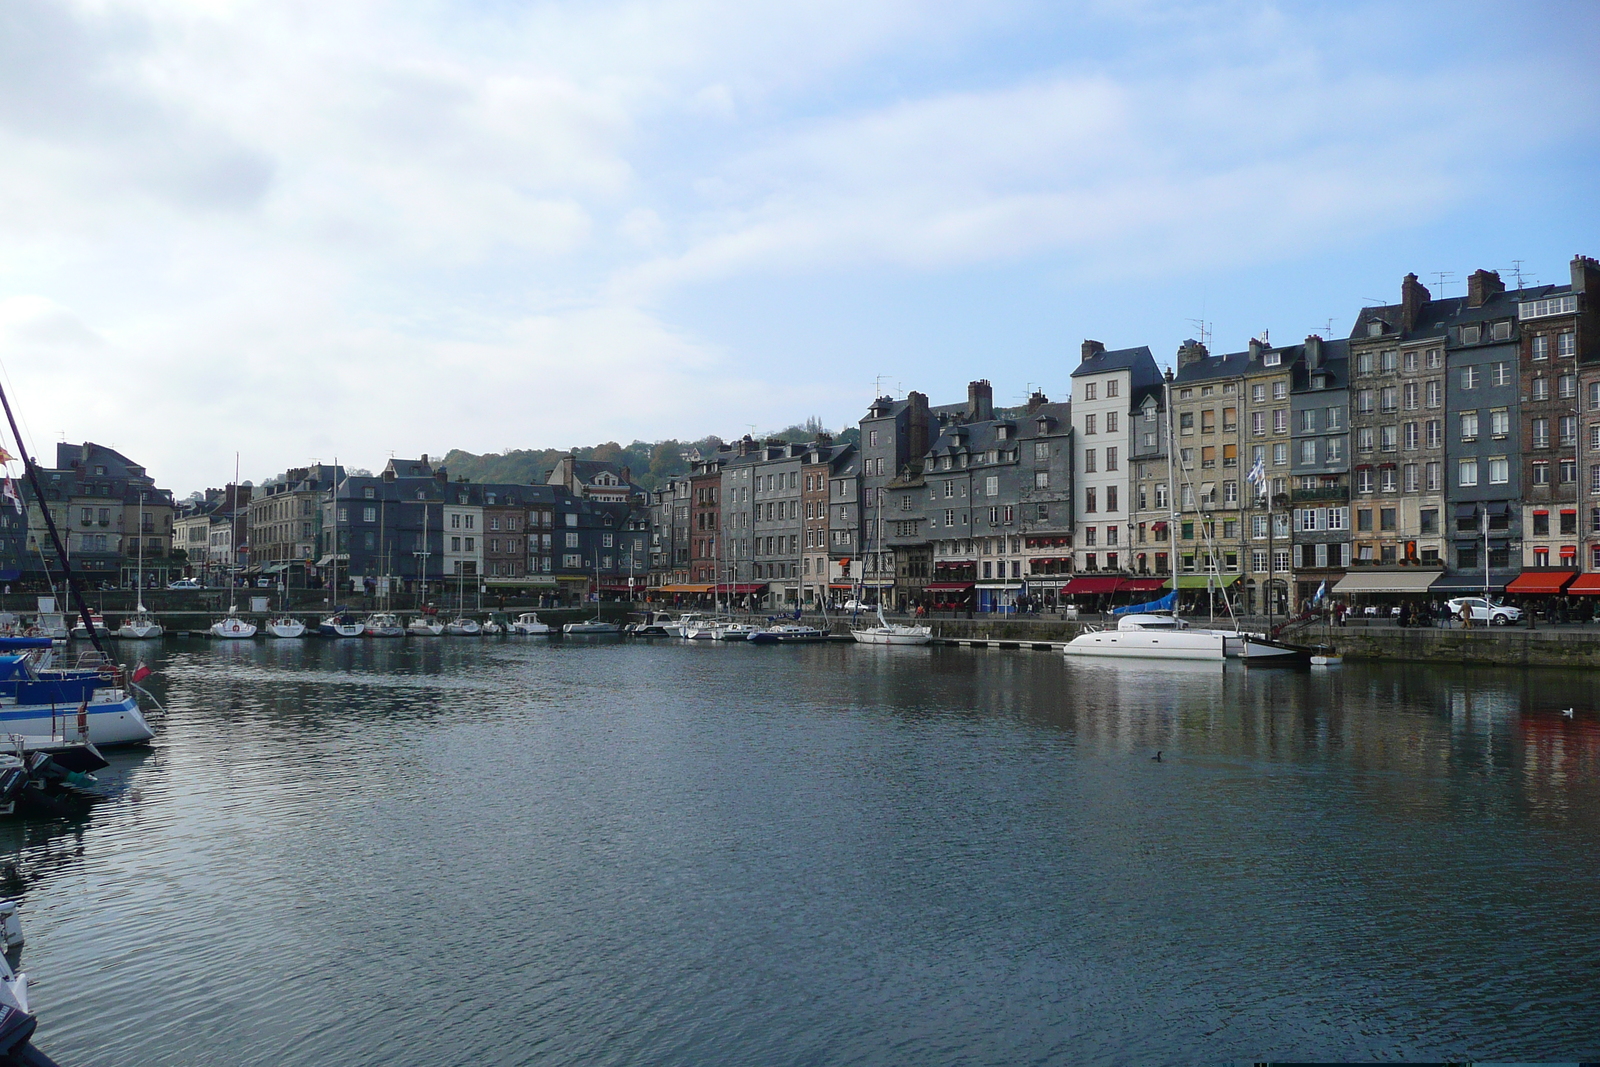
[1562,708,1575,718]
[1151,751,1162,762]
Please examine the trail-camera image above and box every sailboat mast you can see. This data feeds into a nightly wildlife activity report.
[0,381,106,655]
[1165,373,1181,623]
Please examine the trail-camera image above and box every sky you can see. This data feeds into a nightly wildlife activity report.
[1,0,1597,494]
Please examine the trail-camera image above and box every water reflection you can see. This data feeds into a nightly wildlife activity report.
[8,639,1600,1065]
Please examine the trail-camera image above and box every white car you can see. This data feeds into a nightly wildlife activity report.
[840,599,874,612]
[1446,597,1523,626]
[168,578,203,589]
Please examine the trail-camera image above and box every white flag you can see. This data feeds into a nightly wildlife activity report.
[1246,457,1266,495]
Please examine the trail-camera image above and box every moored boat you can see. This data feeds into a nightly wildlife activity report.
[563,619,622,635]
[210,610,257,639]
[318,611,364,637]
[69,611,109,640]
[1062,613,1226,661]
[362,612,405,638]
[115,609,163,640]
[266,616,306,638]
[713,621,758,641]
[0,638,156,746]
[444,617,481,636]
[407,616,444,636]
[510,612,551,635]
[1241,635,1313,666]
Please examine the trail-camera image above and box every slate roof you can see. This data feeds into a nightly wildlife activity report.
[1172,349,1253,384]
[1071,345,1160,382]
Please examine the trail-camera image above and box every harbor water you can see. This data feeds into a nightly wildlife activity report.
[6,638,1600,1065]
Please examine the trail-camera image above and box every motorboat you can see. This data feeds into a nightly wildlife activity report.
[362,612,405,638]
[407,616,445,636]
[563,618,622,635]
[0,637,156,745]
[265,616,306,639]
[115,608,163,640]
[625,611,678,637]
[680,614,721,640]
[318,611,364,638]
[748,623,829,644]
[1062,613,1226,661]
[713,621,758,641]
[69,611,109,640]
[210,610,257,639]
[30,612,67,641]
[0,894,69,1067]
[481,615,507,635]
[511,612,551,635]
[444,617,481,636]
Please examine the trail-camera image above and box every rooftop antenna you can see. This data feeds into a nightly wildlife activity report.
[1318,318,1333,337]
[1186,318,1212,350]
[1510,260,1528,290]
[872,375,890,398]
[1431,271,1456,298]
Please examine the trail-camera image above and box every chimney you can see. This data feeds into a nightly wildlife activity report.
[1026,390,1048,414]
[906,391,931,470]
[382,467,396,482]
[620,465,631,485]
[1176,339,1208,369]
[966,381,992,422]
[434,467,448,483]
[1305,334,1323,370]
[1573,254,1600,294]
[1248,337,1264,362]
[1466,269,1503,309]
[738,435,754,457]
[1400,272,1432,329]
[1080,340,1106,364]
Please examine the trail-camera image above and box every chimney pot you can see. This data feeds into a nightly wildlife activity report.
[1080,340,1106,363]
[1465,269,1503,309]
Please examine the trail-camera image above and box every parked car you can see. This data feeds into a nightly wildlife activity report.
[1446,596,1523,626]
[840,599,875,612]
[255,577,275,587]
[168,578,202,589]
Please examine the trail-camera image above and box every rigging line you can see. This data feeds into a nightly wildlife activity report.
[0,357,43,472]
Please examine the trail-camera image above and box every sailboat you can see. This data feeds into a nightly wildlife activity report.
[210,456,258,639]
[360,490,404,636]
[264,571,305,639]
[849,493,930,645]
[444,565,480,635]
[563,559,622,634]
[318,461,363,637]
[116,491,164,639]
[1063,373,1224,661]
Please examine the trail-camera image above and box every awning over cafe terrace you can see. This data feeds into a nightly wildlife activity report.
[656,584,714,593]
[715,584,768,595]
[925,582,976,592]
[1331,571,1443,595]
[1505,571,1578,595]
[1566,573,1600,595]
[1164,574,1241,590]
[1060,576,1170,595]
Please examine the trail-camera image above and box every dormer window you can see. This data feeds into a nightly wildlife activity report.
[364,487,375,499]
[1460,325,1481,345]
[1312,374,1326,390]
[1491,320,1512,341]
[996,425,1009,440]
[1367,320,1386,338]
[1263,352,1282,367]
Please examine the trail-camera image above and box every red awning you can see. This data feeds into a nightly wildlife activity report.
[1063,576,1122,594]
[1120,578,1168,592]
[715,583,769,595]
[925,582,975,592]
[1506,571,1578,595]
[1560,546,1579,557]
[1567,573,1600,594]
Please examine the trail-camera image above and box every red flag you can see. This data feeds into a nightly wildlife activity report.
[131,663,152,684]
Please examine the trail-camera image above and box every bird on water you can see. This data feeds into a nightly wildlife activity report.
[1151,751,1162,762]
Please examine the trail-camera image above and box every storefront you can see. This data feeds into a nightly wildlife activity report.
[924,581,974,611]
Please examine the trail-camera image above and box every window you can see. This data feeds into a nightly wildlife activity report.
[1327,437,1344,461]
[1425,420,1442,449]
[1085,488,1097,513]
[1107,486,1119,512]
[1460,325,1481,345]
[1562,416,1578,446]
[1562,510,1578,535]
[1223,407,1238,431]
[1356,469,1373,494]
[1273,408,1289,433]
[1533,417,1549,448]
[1491,362,1511,387]
[1252,384,1267,403]
[1404,463,1420,492]
[1356,351,1374,375]
[1533,511,1551,536]
[1084,383,1097,401]
[1402,382,1418,410]
[1379,426,1396,453]
[1299,409,1316,433]
[1380,507,1397,531]
[1107,413,1118,433]
[1560,374,1577,399]
[1179,412,1194,434]
[1106,380,1119,397]
[1034,442,1050,461]
[1426,380,1442,408]
[984,476,999,497]
[1356,389,1374,414]
[1533,377,1549,401]
[1533,461,1551,486]
[1562,458,1577,483]
[1251,412,1266,436]
[1426,461,1441,491]
[1273,442,1288,465]
[1520,295,1577,319]
[1223,481,1238,504]
[1380,467,1397,493]
[1201,446,1216,468]
[1459,458,1479,487]
[1273,381,1287,400]
[1357,508,1373,531]
[1559,331,1576,357]
[1532,335,1549,360]
[1106,447,1118,471]
[1403,422,1419,450]
[363,506,376,522]
[1461,365,1479,389]
[1357,427,1375,453]
[1034,471,1049,489]
[1084,449,1096,473]
[565,531,579,548]
[1223,443,1238,467]
[1427,348,1442,369]
[1379,387,1397,413]
[1460,412,1479,441]
[1492,320,1512,341]
[1490,408,1509,439]
[1380,350,1398,372]
[1488,456,1509,484]
[1300,440,1316,464]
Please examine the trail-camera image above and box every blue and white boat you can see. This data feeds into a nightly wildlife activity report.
[0,638,155,747]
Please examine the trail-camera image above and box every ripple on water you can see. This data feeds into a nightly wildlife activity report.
[8,640,1600,1066]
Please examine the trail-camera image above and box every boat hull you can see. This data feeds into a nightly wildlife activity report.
[318,622,364,638]
[210,619,257,639]
[0,694,155,747]
[1062,630,1226,661]
[115,623,164,640]
[444,621,481,636]
[1241,637,1313,666]
[851,626,933,645]
[267,619,306,638]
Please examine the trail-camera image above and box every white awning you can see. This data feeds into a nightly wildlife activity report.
[1332,571,1442,594]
